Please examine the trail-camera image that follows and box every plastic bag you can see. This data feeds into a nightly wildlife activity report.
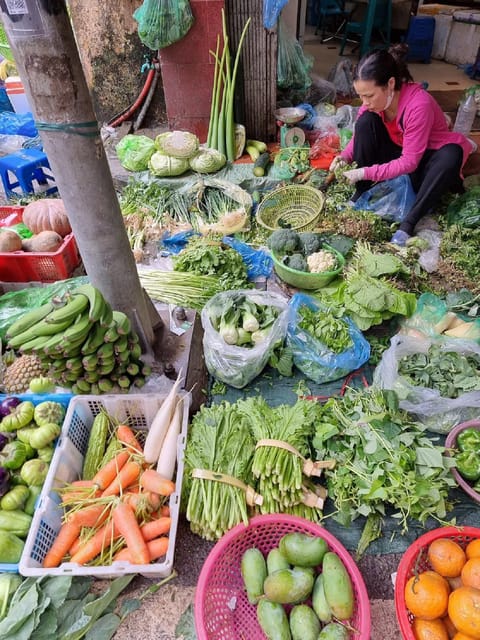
[305,74,336,107]
[373,334,480,433]
[133,0,194,50]
[0,276,89,341]
[201,289,288,389]
[446,186,480,227]
[116,134,156,172]
[327,59,355,98]
[286,293,370,384]
[309,131,340,161]
[161,229,199,254]
[0,134,29,156]
[277,19,313,92]
[353,175,416,223]
[0,111,37,137]
[264,0,289,29]
[221,236,273,279]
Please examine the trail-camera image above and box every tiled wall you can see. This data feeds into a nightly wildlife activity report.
[158,0,224,140]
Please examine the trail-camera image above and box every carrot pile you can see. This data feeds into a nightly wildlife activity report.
[44,424,176,568]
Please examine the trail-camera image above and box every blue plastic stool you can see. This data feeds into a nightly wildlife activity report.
[0,148,58,199]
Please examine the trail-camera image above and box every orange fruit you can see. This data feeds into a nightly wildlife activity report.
[466,539,480,561]
[405,571,450,620]
[412,617,449,640]
[448,586,480,639]
[444,615,458,639]
[428,538,467,578]
[461,558,480,590]
[453,633,477,640]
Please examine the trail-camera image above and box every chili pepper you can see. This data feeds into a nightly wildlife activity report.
[455,449,480,482]
[457,427,480,453]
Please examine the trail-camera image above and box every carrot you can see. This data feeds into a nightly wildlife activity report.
[140,516,171,541]
[160,504,170,517]
[114,536,169,563]
[122,490,160,513]
[91,450,130,490]
[101,460,142,497]
[43,520,81,568]
[117,424,143,454]
[112,501,150,564]
[69,520,119,565]
[68,503,111,528]
[139,469,175,497]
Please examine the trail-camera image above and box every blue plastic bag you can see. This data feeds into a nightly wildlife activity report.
[353,175,416,223]
[0,111,37,137]
[222,236,273,280]
[161,230,199,254]
[286,293,370,384]
[264,0,289,29]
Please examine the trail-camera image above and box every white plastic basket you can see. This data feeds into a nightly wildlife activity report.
[19,392,190,579]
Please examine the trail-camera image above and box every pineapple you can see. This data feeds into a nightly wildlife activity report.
[1,355,45,394]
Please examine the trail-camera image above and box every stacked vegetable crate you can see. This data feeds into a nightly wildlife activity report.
[19,392,189,578]
[0,393,72,573]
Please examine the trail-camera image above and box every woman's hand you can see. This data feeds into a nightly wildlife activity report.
[343,168,365,184]
[329,156,346,172]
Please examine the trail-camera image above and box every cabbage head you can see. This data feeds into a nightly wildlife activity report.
[149,151,190,177]
[155,130,199,159]
[189,147,226,174]
[116,134,155,171]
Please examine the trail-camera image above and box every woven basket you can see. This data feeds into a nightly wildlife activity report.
[194,514,371,640]
[256,185,325,232]
[395,526,480,640]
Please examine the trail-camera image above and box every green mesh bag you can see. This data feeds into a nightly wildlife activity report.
[133,0,194,50]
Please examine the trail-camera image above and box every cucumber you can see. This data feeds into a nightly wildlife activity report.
[289,604,321,640]
[257,599,291,640]
[247,138,268,153]
[246,144,260,162]
[241,547,267,604]
[253,152,271,177]
[322,552,355,620]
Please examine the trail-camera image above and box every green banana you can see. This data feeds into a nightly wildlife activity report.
[61,311,92,344]
[18,335,50,354]
[126,362,140,377]
[61,343,84,359]
[134,376,146,388]
[50,358,68,371]
[99,303,113,328]
[75,379,92,393]
[98,378,114,393]
[65,356,83,371]
[98,361,115,376]
[72,284,108,323]
[111,310,131,335]
[90,383,100,395]
[129,343,142,360]
[97,342,114,359]
[63,370,81,383]
[43,332,67,355]
[6,301,54,339]
[117,375,131,389]
[84,371,100,384]
[103,323,120,343]
[45,293,89,325]
[81,322,108,355]
[114,350,130,365]
[82,354,98,372]
[113,335,128,355]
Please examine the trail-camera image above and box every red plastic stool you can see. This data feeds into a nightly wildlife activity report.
[0,148,58,199]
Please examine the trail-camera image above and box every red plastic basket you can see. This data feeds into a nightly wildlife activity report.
[0,205,24,227]
[0,233,80,282]
[445,420,480,505]
[194,514,371,640]
[394,525,480,640]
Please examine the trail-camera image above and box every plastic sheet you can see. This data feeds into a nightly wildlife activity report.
[353,175,417,223]
[0,111,37,138]
[287,293,370,384]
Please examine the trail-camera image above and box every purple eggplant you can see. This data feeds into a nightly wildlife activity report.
[0,397,21,418]
[0,467,9,497]
[0,433,9,453]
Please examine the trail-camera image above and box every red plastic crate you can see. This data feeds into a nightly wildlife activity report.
[0,233,81,282]
[0,205,25,227]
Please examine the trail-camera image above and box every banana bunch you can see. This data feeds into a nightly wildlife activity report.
[0,59,16,81]
[6,284,151,395]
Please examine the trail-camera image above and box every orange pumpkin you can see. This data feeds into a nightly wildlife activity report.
[22,199,71,237]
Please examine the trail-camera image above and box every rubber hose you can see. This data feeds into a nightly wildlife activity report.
[109,67,156,128]
[133,68,159,132]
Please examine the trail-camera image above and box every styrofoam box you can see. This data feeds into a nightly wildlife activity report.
[19,392,190,579]
[445,11,480,65]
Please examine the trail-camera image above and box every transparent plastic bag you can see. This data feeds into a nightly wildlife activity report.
[287,293,370,384]
[373,334,480,433]
[277,19,313,91]
[133,0,194,50]
[353,175,416,223]
[201,289,288,389]
[116,134,156,172]
[0,134,29,156]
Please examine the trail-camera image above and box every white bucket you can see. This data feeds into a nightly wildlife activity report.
[5,76,31,114]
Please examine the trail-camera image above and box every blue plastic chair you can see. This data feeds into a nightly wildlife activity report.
[0,148,57,199]
[314,0,351,43]
[339,0,392,58]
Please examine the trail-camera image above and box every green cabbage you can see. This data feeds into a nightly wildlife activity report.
[189,147,226,174]
[154,130,199,158]
[116,134,155,171]
[149,151,190,177]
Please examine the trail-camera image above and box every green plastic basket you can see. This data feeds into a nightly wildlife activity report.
[272,245,345,289]
[256,184,325,232]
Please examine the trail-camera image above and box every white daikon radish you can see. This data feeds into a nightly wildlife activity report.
[143,370,183,463]
[156,397,184,480]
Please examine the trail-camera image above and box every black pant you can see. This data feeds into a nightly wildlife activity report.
[352,111,464,235]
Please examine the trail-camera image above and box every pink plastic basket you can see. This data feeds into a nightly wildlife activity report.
[194,514,371,640]
[445,419,480,504]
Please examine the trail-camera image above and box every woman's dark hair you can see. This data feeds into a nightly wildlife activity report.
[353,44,414,89]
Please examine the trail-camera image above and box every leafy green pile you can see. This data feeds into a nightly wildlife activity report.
[312,387,456,556]
[172,237,250,291]
[398,344,480,398]
[298,305,353,353]
[315,242,416,330]
[440,224,480,283]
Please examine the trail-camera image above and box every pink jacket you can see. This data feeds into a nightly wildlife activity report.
[340,82,472,181]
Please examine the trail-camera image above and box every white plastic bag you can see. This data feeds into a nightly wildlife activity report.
[201,289,288,389]
[373,334,480,433]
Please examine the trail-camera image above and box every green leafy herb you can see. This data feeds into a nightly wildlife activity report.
[298,305,353,353]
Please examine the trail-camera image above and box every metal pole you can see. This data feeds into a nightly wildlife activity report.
[0,0,157,346]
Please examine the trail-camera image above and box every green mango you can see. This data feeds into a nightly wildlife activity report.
[318,622,349,639]
[257,599,291,640]
[278,532,328,567]
[289,604,321,640]
[263,568,314,605]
